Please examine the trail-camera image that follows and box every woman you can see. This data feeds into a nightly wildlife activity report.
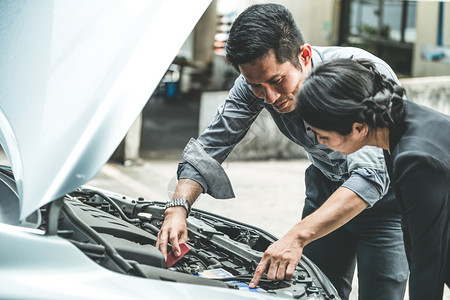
[296,58,450,299]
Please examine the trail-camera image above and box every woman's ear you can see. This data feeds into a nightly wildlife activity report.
[353,122,368,138]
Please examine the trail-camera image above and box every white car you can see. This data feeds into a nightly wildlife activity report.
[0,1,339,299]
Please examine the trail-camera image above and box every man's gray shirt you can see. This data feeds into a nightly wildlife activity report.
[177,46,399,207]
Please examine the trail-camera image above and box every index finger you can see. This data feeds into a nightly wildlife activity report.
[249,258,269,289]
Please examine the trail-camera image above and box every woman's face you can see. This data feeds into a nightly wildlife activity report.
[310,124,368,156]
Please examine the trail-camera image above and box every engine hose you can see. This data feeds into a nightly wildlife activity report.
[192,249,210,265]
[142,222,160,235]
[92,191,141,223]
[190,249,223,269]
[207,257,222,269]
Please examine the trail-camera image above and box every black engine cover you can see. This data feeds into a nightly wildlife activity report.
[60,199,165,268]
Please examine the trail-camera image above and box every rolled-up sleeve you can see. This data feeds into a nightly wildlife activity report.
[341,146,390,208]
[177,138,235,199]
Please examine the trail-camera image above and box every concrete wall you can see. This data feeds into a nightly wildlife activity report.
[289,0,339,46]
[412,2,450,77]
[400,76,450,115]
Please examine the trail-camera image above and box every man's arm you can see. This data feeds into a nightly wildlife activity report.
[156,178,203,260]
[249,186,367,288]
[156,76,264,259]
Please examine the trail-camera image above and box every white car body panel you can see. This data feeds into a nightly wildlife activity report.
[0,0,210,220]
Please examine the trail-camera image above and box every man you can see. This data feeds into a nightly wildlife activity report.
[156,4,408,299]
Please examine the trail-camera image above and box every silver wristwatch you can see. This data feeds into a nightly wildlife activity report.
[164,198,191,217]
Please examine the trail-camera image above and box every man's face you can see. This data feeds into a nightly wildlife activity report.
[238,46,312,114]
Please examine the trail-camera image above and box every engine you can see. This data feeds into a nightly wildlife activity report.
[44,187,339,299]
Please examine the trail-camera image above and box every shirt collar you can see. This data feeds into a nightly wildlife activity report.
[311,47,322,69]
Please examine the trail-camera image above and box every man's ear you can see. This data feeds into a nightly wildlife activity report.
[300,44,312,66]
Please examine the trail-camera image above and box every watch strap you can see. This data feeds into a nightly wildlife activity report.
[164,198,191,217]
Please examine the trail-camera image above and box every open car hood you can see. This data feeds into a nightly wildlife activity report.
[0,0,211,221]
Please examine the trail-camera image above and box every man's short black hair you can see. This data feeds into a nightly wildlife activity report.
[226,3,305,71]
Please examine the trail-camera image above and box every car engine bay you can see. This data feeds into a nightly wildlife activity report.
[41,186,339,299]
